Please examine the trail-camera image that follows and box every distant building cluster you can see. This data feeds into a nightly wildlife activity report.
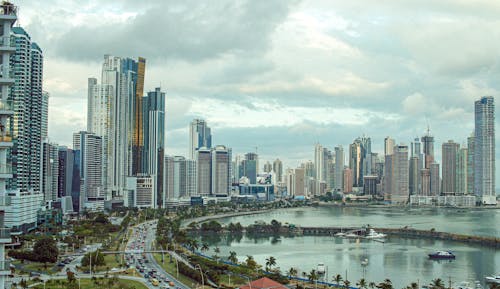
[283,97,496,206]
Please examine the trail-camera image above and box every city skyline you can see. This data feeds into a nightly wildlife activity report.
[14,0,500,186]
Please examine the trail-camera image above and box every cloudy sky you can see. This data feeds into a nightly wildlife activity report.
[17,0,500,182]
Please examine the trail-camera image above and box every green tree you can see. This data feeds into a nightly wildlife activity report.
[265,256,277,271]
[357,279,368,289]
[431,279,444,289]
[66,270,76,283]
[376,279,393,289]
[344,280,351,289]
[201,243,209,253]
[287,267,298,279]
[33,237,59,263]
[245,255,257,270]
[333,274,343,287]
[369,282,377,289]
[228,251,238,264]
[81,251,105,267]
[307,269,318,284]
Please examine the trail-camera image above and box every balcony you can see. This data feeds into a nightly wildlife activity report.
[0,66,13,84]
[0,195,10,206]
[0,164,12,178]
[0,99,13,113]
[0,36,14,51]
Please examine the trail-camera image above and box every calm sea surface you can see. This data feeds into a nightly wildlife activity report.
[198,206,499,288]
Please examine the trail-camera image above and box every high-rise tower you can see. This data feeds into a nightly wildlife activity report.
[474,96,496,205]
[0,3,17,288]
[442,140,459,194]
[189,119,211,160]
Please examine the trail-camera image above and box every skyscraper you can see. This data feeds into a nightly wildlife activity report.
[391,145,409,204]
[263,161,272,173]
[242,152,258,184]
[58,147,75,199]
[474,96,496,205]
[142,87,165,206]
[0,4,16,288]
[9,27,44,193]
[456,147,468,195]
[196,148,212,195]
[442,140,459,194]
[73,131,103,208]
[421,130,434,169]
[211,145,230,194]
[87,55,143,201]
[314,144,323,181]
[272,158,283,183]
[41,141,59,202]
[132,57,146,175]
[466,134,475,194]
[349,141,362,187]
[41,91,49,139]
[430,163,440,196]
[189,119,212,160]
[334,146,344,192]
[409,156,419,194]
[163,156,197,201]
[384,137,395,156]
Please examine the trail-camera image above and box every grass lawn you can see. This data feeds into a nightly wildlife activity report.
[13,260,59,275]
[79,254,124,273]
[218,274,247,288]
[29,277,148,289]
[153,253,199,288]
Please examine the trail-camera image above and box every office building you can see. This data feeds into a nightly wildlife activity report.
[466,134,475,194]
[384,137,395,156]
[409,156,419,195]
[126,175,155,208]
[41,141,59,202]
[57,147,74,198]
[456,147,468,195]
[430,163,440,196]
[41,91,48,139]
[420,169,430,196]
[73,131,103,208]
[163,156,197,201]
[196,148,212,195]
[189,119,212,160]
[391,145,409,204]
[363,175,378,196]
[9,26,44,193]
[442,140,459,194]
[211,145,230,195]
[142,87,165,206]
[474,96,496,205]
[263,161,272,173]
[334,146,344,192]
[273,158,283,183]
[343,168,353,193]
[242,152,258,184]
[2,191,43,232]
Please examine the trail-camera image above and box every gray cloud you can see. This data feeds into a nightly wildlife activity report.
[52,0,298,62]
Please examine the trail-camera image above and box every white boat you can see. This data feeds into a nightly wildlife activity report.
[360,258,369,266]
[485,273,500,284]
[317,263,325,274]
[364,229,387,239]
[335,232,346,237]
[344,233,359,238]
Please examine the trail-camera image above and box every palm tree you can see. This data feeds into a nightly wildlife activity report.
[369,282,377,289]
[410,282,419,289]
[201,242,209,253]
[344,280,351,289]
[265,256,277,271]
[308,269,318,284]
[333,274,343,287]
[288,267,298,279]
[357,278,367,289]
[431,278,444,289]
[190,239,199,252]
[376,279,393,289]
[228,251,238,264]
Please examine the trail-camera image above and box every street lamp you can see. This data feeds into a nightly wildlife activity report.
[195,264,204,289]
[243,275,253,289]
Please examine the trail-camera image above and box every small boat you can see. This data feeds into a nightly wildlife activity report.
[335,232,346,237]
[344,233,359,238]
[317,263,326,275]
[360,258,369,266]
[428,251,455,259]
[485,273,500,284]
[364,229,387,239]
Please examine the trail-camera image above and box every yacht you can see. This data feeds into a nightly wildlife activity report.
[344,233,359,238]
[364,229,387,239]
[485,273,500,284]
[317,263,326,275]
[428,251,456,259]
[334,232,346,237]
[360,258,369,266]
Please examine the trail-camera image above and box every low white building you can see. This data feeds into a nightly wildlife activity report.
[0,191,43,232]
[410,195,476,207]
[126,175,156,208]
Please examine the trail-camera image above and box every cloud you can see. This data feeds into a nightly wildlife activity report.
[50,0,299,62]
